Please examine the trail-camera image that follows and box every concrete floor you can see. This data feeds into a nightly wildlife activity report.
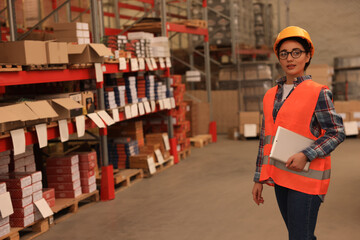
[36,135,360,240]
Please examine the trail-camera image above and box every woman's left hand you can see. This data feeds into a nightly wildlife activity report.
[286,152,309,172]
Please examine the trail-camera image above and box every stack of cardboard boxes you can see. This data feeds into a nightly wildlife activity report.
[46,155,82,199]
[108,121,145,147]
[0,151,11,174]
[76,152,97,194]
[108,138,139,169]
[307,64,334,88]
[53,22,90,44]
[42,188,55,208]
[0,182,10,237]
[10,145,35,173]
[238,111,261,138]
[334,100,360,136]
[0,174,34,227]
[185,101,210,137]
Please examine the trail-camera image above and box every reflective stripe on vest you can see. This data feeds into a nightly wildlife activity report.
[259,80,331,195]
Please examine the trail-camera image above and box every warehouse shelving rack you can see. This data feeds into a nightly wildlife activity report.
[0,0,182,201]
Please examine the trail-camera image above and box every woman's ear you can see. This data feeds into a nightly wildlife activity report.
[305,52,311,63]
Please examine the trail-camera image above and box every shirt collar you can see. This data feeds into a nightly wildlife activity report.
[276,75,312,87]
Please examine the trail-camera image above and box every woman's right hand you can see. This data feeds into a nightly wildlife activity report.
[252,182,264,205]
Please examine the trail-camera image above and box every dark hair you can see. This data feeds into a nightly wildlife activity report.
[276,37,312,71]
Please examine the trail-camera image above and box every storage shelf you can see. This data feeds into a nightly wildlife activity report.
[167,23,208,37]
[0,101,172,153]
[0,68,94,87]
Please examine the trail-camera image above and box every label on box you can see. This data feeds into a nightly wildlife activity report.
[145,58,154,71]
[10,129,26,156]
[159,100,164,110]
[130,58,139,71]
[131,104,139,117]
[138,103,145,115]
[150,58,158,70]
[35,124,48,148]
[162,135,171,151]
[119,58,127,70]
[32,181,43,193]
[0,192,13,218]
[94,63,104,83]
[154,149,165,164]
[164,98,171,109]
[150,101,156,112]
[82,183,96,193]
[97,111,115,126]
[165,57,172,68]
[33,190,43,202]
[144,101,151,114]
[58,119,69,142]
[34,198,53,218]
[112,109,120,122]
[75,115,85,137]
[159,58,165,69]
[147,157,156,175]
[125,105,132,119]
[138,58,145,70]
[170,97,176,108]
[87,113,105,128]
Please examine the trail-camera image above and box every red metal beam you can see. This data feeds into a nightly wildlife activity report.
[167,23,208,41]
[0,69,95,87]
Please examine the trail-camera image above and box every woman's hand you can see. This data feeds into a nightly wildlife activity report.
[286,152,308,172]
[252,182,264,205]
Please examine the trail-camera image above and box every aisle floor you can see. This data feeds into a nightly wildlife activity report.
[37,135,360,240]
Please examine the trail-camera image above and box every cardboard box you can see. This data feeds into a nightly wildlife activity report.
[32,181,42,192]
[11,195,33,208]
[0,223,10,237]
[81,183,96,193]
[0,182,6,194]
[47,172,80,183]
[25,100,59,124]
[80,175,96,186]
[80,169,95,179]
[46,155,79,167]
[9,213,34,228]
[239,111,260,135]
[42,188,55,200]
[0,174,32,189]
[32,190,43,202]
[8,185,33,199]
[0,41,47,65]
[7,102,40,127]
[45,197,55,208]
[344,121,359,136]
[11,203,34,218]
[49,98,84,120]
[48,179,81,191]
[55,187,82,198]
[11,171,42,184]
[67,43,113,64]
[45,42,69,64]
[0,106,25,132]
[53,22,88,31]
[46,164,79,175]
[0,216,9,228]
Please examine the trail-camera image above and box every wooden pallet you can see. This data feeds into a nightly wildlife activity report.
[23,64,67,71]
[144,156,174,178]
[178,147,191,160]
[68,63,93,69]
[0,217,50,240]
[113,169,144,193]
[190,134,212,148]
[0,64,22,72]
[50,190,99,225]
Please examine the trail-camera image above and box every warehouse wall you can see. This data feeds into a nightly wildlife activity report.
[272,0,360,66]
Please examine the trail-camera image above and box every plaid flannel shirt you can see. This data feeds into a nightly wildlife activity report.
[253,75,346,184]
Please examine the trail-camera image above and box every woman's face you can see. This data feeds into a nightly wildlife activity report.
[278,40,310,79]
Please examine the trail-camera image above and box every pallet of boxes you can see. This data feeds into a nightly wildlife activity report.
[238,111,261,139]
[0,146,54,239]
[130,132,174,177]
[334,100,360,137]
[170,75,191,159]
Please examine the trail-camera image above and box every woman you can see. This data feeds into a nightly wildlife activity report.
[252,26,345,240]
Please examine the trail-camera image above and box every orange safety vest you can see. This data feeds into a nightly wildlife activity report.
[259,80,331,195]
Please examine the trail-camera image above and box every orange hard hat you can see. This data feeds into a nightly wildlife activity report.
[273,26,314,58]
